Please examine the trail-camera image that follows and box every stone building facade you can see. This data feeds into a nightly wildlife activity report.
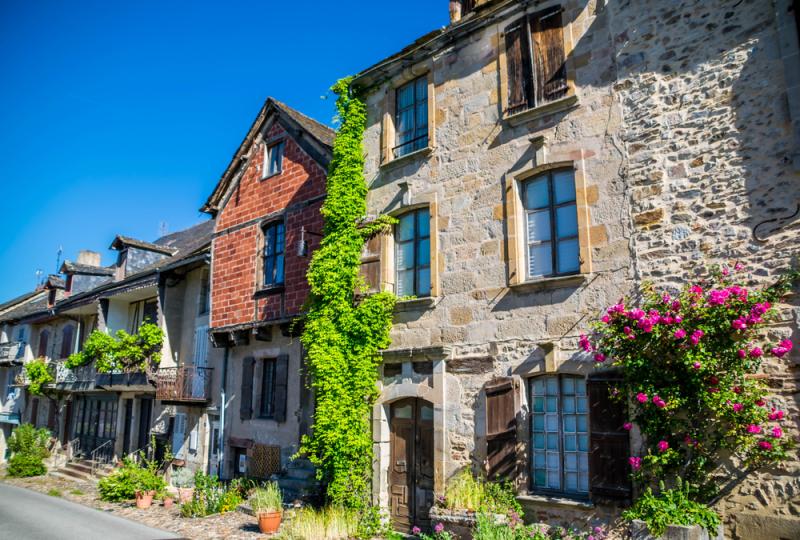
[203,99,333,492]
[354,0,800,537]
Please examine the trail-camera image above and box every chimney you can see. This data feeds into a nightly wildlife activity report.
[449,0,463,23]
[77,250,102,267]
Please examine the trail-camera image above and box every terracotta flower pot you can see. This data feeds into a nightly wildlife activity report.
[135,490,156,509]
[178,487,194,503]
[257,511,282,534]
[163,496,174,509]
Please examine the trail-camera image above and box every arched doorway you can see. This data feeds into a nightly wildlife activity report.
[389,397,434,532]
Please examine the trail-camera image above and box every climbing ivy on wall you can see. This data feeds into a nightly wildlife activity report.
[66,322,163,374]
[301,78,397,508]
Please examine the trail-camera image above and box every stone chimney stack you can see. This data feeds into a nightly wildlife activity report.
[449,0,463,23]
[450,0,481,24]
[77,250,102,267]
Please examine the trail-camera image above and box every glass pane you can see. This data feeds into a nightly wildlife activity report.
[415,76,428,100]
[546,397,558,413]
[532,378,545,395]
[420,405,434,421]
[417,238,430,266]
[527,210,551,242]
[533,414,544,431]
[396,242,414,270]
[416,105,428,134]
[275,254,285,284]
[546,452,559,469]
[529,243,553,277]
[579,454,589,472]
[416,209,430,237]
[564,434,576,451]
[546,377,559,395]
[563,415,576,433]
[578,434,589,452]
[264,226,276,255]
[393,404,412,419]
[579,473,589,492]
[565,452,577,471]
[545,414,558,432]
[533,397,544,413]
[533,433,545,449]
[534,469,546,486]
[547,470,561,489]
[561,378,575,395]
[557,238,580,274]
[398,109,414,136]
[397,83,414,109]
[524,178,549,209]
[563,398,575,413]
[397,214,415,241]
[575,378,586,396]
[576,415,587,433]
[276,223,285,253]
[577,397,588,413]
[566,472,578,491]
[556,205,578,238]
[416,268,431,297]
[553,170,576,204]
[546,433,559,450]
[397,270,414,297]
[264,258,275,285]
[534,452,545,467]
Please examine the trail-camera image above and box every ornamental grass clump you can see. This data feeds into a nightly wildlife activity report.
[582,264,798,525]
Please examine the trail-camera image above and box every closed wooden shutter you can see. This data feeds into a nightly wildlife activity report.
[530,7,568,105]
[505,20,533,114]
[37,330,49,358]
[172,412,186,458]
[240,357,255,421]
[485,377,518,480]
[60,325,74,359]
[194,325,209,367]
[359,235,382,294]
[588,371,631,502]
[273,354,289,423]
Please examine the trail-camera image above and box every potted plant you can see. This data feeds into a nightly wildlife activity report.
[161,488,175,509]
[250,482,283,534]
[172,466,195,503]
[133,466,166,509]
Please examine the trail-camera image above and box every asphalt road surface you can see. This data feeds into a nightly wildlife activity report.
[0,483,180,540]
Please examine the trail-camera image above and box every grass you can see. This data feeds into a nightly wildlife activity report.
[279,506,360,540]
[69,488,85,496]
[47,488,62,497]
[444,470,486,511]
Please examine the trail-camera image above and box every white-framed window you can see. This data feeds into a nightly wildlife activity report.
[263,141,285,178]
[530,375,589,496]
[523,168,579,278]
[394,76,429,158]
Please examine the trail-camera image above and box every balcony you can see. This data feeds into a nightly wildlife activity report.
[0,342,24,365]
[156,366,213,403]
[53,360,97,391]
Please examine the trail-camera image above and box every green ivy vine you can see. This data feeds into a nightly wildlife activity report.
[24,358,54,396]
[66,322,164,374]
[300,78,397,508]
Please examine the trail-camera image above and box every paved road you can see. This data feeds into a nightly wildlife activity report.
[0,483,180,540]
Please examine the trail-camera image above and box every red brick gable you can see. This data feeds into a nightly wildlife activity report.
[211,122,326,330]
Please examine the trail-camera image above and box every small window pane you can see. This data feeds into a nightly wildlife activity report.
[546,452,560,469]
[553,170,576,204]
[557,238,580,274]
[420,405,434,421]
[564,434,576,451]
[529,243,553,277]
[563,415,576,433]
[579,454,589,472]
[545,396,558,413]
[533,433,545,449]
[525,178,549,209]
[546,377,559,395]
[545,414,558,431]
[563,398,575,413]
[534,452,546,467]
[546,433,559,450]
[576,396,588,413]
[578,434,588,452]
[561,378,575,395]
[397,270,414,296]
[527,210,551,242]
[416,268,431,296]
[398,84,414,108]
[555,205,578,238]
[579,473,589,492]
[547,469,561,489]
[275,255,285,284]
[416,209,430,237]
[533,414,544,431]
[415,77,428,99]
[416,239,430,266]
[397,214,415,241]
[533,397,544,413]
[532,378,545,395]
[565,472,578,491]
[576,415,587,433]
[393,404,412,419]
[575,378,586,395]
[534,469,546,485]
[397,242,414,270]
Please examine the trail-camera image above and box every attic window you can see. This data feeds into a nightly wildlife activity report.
[263,141,285,178]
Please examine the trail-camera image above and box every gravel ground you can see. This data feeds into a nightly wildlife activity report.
[1,474,266,539]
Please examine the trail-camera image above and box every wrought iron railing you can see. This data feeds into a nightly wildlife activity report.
[67,437,81,462]
[0,341,24,362]
[156,366,213,402]
[91,439,114,476]
[53,360,96,385]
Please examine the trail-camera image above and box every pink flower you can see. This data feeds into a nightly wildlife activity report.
[708,289,730,305]
[623,422,633,431]
[689,285,703,295]
[746,424,762,434]
[759,441,773,451]
[722,267,730,276]
[749,347,763,358]
[770,339,793,358]
[733,386,742,394]
[690,330,704,345]
[608,302,626,315]
[671,300,682,311]
[636,393,649,403]
[638,318,655,333]
[628,308,645,320]
[732,403,744,413]
[731,317,748,331]
[751,302,770,316]
[768,409,784,421]
[412,527,421,535]
[755,399,766,407]
[601,314,611,324]
[708,387,720,393]
[662,293,671,304]
[692,362,701,370]
[652,395,666,408]
[735,262,744,271]
[674,328,687,340]
[674,315,683,324]
[629,456,642,470]
[771,427,783,438]
[657,440,669,452]
[434,523,444,534]
[579,334,593,352]
[594,353,606,363]
[738,349,747,359]
[709,376,719,386]
[623,326,633,335]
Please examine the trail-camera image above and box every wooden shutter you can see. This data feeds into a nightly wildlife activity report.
[240,357,255,421]
[505,19,533,114]
[485,377,518,480]
[172,412,186,458]
[37,330,49,358]
[47,400,57,430]
[359,235,382,294]
[588,371,631,502]
[30,398,39,427]
[194,325,209,367]
[273,354,289,423]
[60,325,74,359]
[530,7,568,105]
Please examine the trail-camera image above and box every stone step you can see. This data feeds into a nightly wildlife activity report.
[50,470,97,483]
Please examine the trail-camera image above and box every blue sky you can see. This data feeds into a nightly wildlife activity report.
[0,0,448,300]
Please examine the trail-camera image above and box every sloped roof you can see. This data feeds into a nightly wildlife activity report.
[0,290,40,315]
[201,98,335,215]
[110,235,178,255]
[0,291,48,324]
[60,261,115,276]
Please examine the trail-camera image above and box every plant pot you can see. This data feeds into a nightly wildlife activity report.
[135,490,156,509]
[257,511,282,534]
[178,487,194,503]
[629,520,724,540]
[163,496,174,509]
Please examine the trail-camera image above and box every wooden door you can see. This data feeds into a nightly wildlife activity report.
[390,398,434,532]
[137,398,152,451]
[122,399,133,455]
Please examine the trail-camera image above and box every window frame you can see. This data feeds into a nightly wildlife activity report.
[522,168,580,280]
[394,208,432,298]
[198,268,210,316]
[393,76,429,159]
[259,357,277,419]
[261,220,286,288]
[263,140,285,179]
[528,374,590,499]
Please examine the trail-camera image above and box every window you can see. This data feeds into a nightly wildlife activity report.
[198,269,210,316]
[259,358,276,418]
[262,221,285,287]
[60,325,74,359]
[395,208,431,297]
[523,169,579,278]
[505,7,568,115]
[530,375,589,496]
[394,76,429,158]
[263,141,285,178]
[37,329,49,358]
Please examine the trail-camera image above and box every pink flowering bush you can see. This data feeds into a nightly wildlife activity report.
[582,265,798,502]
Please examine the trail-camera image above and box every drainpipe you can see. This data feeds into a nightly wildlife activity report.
[218,345,229,479]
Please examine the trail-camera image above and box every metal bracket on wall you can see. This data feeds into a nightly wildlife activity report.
[752,202,800,242]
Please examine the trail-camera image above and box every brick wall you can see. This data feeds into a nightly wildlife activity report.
[211,122,326,329]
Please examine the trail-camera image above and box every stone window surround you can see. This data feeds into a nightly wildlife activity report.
[377,192,441,299]
[505,160,593,287]
[497,0,580,125]
[372,345,450,509]
[379,60,436,167]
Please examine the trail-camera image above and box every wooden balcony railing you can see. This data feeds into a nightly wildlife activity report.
[156,366,213,403]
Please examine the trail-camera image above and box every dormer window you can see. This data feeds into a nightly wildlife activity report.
[263,141,285,178]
